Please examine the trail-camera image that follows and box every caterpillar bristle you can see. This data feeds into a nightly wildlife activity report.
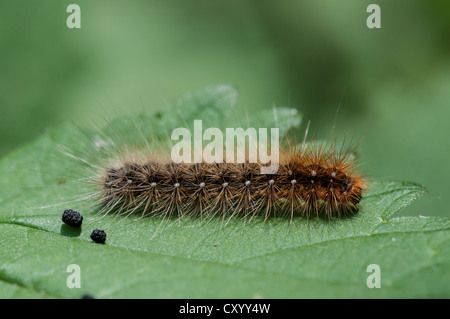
[96,142,366,221]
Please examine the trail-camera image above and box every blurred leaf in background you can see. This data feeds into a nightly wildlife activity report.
[1,0,449,217]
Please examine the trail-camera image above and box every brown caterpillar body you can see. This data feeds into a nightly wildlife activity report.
[98,144,366,220]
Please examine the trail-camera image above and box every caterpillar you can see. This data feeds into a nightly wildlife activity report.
[63,86,366,222]
[90,140,366,221]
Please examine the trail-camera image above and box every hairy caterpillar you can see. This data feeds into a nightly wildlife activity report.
[63,86,366,222]
[87,139,366,221]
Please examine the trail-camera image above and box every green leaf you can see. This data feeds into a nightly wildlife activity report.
[246,106,302,138]
[0,84,448,298]
[106,83,240,141]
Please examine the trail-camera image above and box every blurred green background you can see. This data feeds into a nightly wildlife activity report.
[1,0,449,217]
